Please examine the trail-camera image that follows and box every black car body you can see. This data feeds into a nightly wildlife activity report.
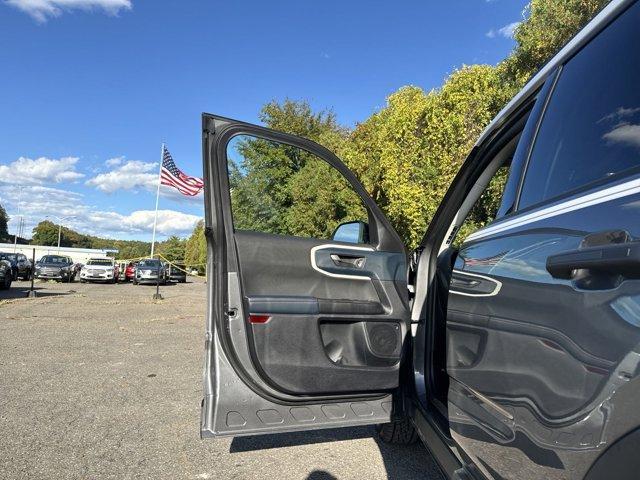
[35,255,76,282]
[133,259,167,285]
[168,262,187,283]
[0,258,12,289]
[200,1,640,479]
[0,252,31,280]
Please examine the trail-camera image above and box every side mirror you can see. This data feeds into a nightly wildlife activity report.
[331,221,369,244]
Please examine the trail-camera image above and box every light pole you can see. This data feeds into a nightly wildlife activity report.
[13,186,25,253]
[46,215,76,253]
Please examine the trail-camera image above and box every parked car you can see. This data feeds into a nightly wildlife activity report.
[79,257,119,283]
[34,255,76,282]
[0,252,32,280]
[168,262,187,283]
[133,258,167,285]
[200,2,640,479]
[121,262,136,282]
[0,257,12,289]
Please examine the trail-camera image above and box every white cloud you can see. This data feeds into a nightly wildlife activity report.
[0,156,84,185]
[6,0,132,22]
[86,158,204,204]
[86,160,158,193]
[105,156,124,168]
[0,183,200,239]
[88,209,201,236]
[487,21,520,39]
[603,124,640,148]
[598,107,640,124]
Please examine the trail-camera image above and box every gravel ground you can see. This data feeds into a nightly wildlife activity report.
[0,278,443,480]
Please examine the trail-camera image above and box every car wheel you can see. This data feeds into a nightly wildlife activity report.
[376,418,419,445]
[2,275,12,289]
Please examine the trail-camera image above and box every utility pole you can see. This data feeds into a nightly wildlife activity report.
[13,186,25,253]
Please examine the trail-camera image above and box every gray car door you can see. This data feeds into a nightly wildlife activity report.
[446,3,640,479]
[201,114,411,437]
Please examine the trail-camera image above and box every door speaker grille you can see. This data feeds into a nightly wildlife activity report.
[367,323,400,358]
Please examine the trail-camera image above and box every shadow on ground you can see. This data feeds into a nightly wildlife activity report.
[230,426,443,480]
[0,284,76,300]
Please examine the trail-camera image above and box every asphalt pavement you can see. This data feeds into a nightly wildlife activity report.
[0,278,443,479]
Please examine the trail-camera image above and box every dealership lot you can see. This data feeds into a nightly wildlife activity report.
[0,279,442,480]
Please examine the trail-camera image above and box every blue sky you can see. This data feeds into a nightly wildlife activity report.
[0,0,527,241]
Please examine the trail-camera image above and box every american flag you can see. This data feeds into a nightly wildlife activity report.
[160,146,204,196]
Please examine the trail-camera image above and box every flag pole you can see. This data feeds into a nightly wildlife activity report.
[150,143,164,258]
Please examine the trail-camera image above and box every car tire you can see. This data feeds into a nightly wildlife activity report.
[2,275,12,290]
[376,418,419,445]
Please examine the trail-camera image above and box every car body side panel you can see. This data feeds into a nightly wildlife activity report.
[447,182,640,479]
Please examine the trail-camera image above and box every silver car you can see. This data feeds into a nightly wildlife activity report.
[133,259,167,285]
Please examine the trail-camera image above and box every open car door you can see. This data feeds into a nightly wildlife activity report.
[201,113,411,437]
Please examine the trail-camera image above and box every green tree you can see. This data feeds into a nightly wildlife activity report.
[185,220,206,273]
[344,66,510,248]
[503,0,611,86]
[30,219,152,258]
[0,203,9,242]
[157,235,186,262]
[230,99,364,239]
[32,221,65,246]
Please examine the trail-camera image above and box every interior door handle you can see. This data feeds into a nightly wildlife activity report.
[546,242,640,279]
[330,254,366,269]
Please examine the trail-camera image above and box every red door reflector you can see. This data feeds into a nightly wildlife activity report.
[249,314,271,324]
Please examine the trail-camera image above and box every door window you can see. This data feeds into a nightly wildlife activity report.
[227,134,368,241]
[518,2,640,210]
[456,163,511,245]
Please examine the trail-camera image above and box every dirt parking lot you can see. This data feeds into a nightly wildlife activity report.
[0,278,443,480]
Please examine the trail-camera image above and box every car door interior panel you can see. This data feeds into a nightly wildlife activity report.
[202,113,410,437]
[236,230,407,395]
